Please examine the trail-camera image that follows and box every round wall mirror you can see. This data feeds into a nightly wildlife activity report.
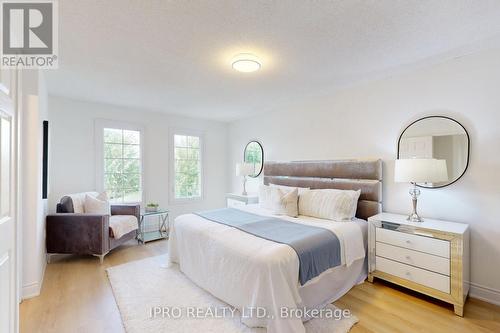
[244,141,264,177]
[397,116,470,188]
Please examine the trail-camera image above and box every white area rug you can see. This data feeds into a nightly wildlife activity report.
[107,255,358,333]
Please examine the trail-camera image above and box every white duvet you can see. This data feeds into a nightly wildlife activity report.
[167,204,365,333]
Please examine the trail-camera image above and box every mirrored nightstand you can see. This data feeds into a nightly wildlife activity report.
[368,212,470,316]
[225,193,258,208]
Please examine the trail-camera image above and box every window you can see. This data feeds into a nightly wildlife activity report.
[98,124,143,203]
[173,133,202,200]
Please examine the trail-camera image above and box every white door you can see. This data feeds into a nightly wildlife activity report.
[0,69,17,333]
[399,136,433,159]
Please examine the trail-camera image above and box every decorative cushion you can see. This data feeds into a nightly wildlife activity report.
[84,194,111,215]
[270,184,310,196]
[95,191,109,202]
[298,189,361,221]
[67,192,99,213]
[58,196,74,213]
[109,215,138,239]
[270,188,298,217]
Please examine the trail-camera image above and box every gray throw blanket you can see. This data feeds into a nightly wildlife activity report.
[194,208,341,285]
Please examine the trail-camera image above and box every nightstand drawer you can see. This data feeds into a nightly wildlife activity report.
[376,227,450,258]
[376,242,450,276]
[376,256,450,293]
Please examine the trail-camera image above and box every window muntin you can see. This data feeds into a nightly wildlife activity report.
[103,128,142,203]
[173,134,201,199]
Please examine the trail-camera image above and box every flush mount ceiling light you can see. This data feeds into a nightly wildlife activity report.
[231,53,261,73]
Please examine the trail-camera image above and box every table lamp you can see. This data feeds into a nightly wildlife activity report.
[236,162,254,196]
[394,158,448,222]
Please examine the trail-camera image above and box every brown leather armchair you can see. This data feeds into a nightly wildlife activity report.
[46,194,140,263]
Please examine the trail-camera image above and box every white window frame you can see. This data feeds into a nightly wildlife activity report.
[169,128,204,204]
[95,119,145,204]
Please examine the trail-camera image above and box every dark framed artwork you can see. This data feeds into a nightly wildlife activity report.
[42,120,49,199]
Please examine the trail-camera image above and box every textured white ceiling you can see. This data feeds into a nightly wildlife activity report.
[46,0,500,121]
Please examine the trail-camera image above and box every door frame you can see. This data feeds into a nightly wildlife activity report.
[14,69,21,333]
[0,67,20,333]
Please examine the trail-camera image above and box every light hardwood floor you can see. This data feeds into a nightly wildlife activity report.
[20,240,500,333]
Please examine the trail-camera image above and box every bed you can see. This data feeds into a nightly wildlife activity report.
[168,159,382,333]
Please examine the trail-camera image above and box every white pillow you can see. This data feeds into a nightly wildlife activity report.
[95,191,109,202]
[258,184,273,210]
[67,192,99,213]
[84,193,111,215]
[270,184,310,196]
[270,188,298,217]
[298,189,361,221]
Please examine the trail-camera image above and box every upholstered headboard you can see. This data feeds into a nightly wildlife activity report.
[263,159,383,220]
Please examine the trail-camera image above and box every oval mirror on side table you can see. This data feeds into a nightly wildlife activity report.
[397,116,470,188]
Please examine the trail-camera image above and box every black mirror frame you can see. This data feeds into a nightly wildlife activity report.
[397,115,470,189]
[243,140,264,178]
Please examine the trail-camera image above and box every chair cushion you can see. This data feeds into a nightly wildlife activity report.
[66,192,99,213]
[58,196,74,213]
[109,215,138,239]
[84,194,111,215]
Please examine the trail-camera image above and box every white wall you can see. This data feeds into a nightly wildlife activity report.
[48,96,228,219]
[228,47,500,304]
[20,70,48,299]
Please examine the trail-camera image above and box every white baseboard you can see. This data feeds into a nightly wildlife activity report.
[22,281,41,299]
[22,258,46,300]
[469,282,500,306]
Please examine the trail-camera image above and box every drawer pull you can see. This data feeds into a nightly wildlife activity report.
[406,240,411,244]
[405,271,411,276]
[405,255,411,260]
[414,231,435,238]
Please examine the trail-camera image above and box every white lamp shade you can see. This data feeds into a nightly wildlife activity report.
[236,162,254,176]
[394,159,448,183]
